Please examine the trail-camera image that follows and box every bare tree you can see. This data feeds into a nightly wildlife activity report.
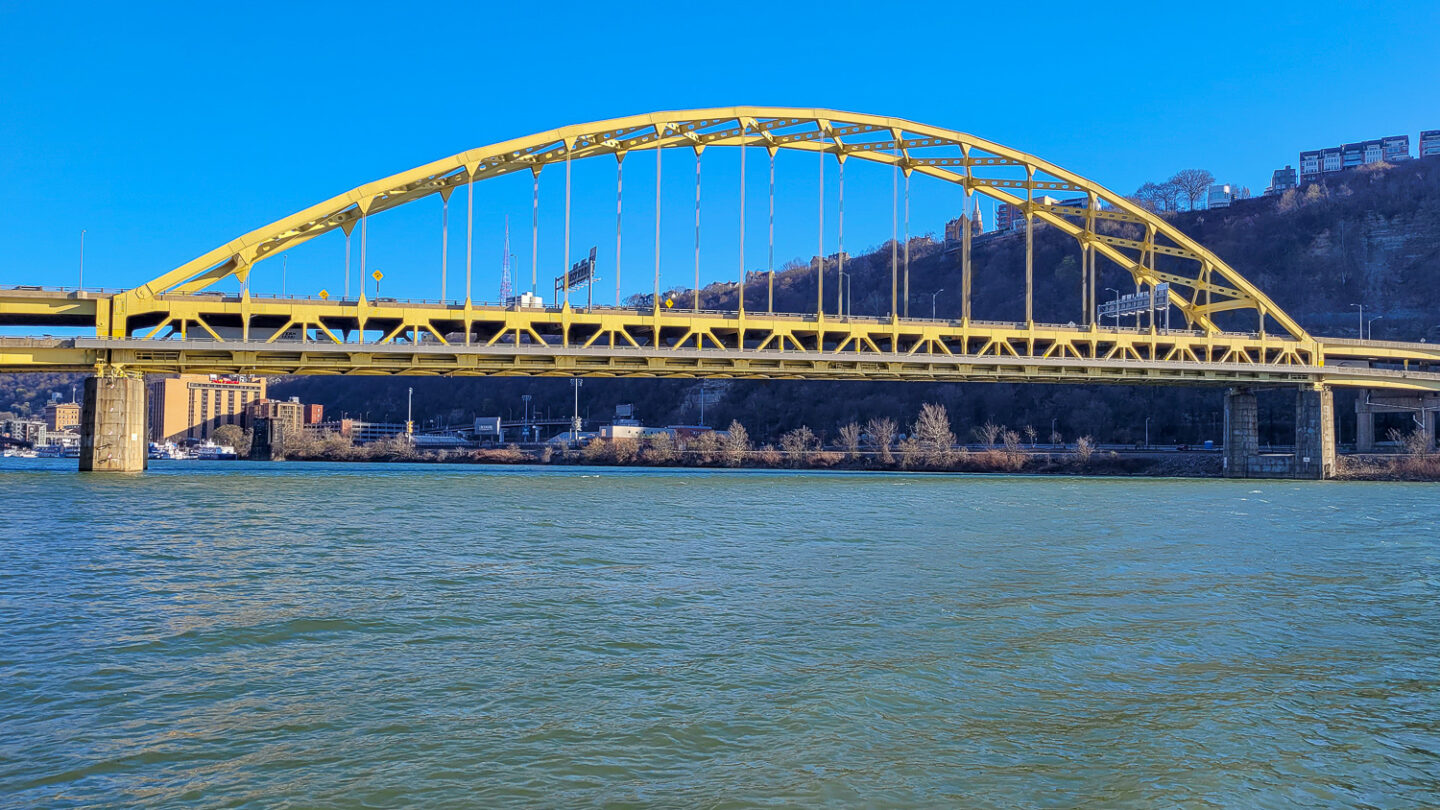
[865,417,897,464]
[1023,425,1038,448]
[721,420,751,466]
[837,422,862,460]
[1075,435,1096,464]
[780,426,818,467]
[1170,169,1216,211]
[913,403,955,467]
[974,420,1003,448]
[689,431,721,464]
[1132,182,1165,212]
[643,432,678,463]
[1158,180,1185,212]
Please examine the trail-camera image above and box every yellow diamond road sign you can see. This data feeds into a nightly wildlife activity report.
[319,289,329,300]
[664,297,674,308]
[371,270,383,282]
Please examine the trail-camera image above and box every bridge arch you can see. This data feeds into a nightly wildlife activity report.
[129,107,1308,341]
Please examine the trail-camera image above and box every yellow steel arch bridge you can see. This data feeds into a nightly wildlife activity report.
[3,106,1439,393]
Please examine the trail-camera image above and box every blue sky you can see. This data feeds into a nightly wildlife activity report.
[1,0,1436,305]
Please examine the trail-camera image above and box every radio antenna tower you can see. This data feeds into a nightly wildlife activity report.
[499,215,513,303]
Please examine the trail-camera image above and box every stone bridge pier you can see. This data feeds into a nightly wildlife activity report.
[1224,384,1336,480]
[1355,390,1439,451]
[78,374,147,472]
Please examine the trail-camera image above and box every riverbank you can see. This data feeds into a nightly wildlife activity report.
[261,440,1440,480]
[274,439,1227,477]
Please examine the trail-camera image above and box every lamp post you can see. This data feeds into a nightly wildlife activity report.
[1106,287,1121,328]
[1051,416,1058,447]
[406,387,414,444]
[1144,415,1151,449]
[521,394,532,442]
[1350,303,1364,338]
[79,229,85,290]
[931,288,944,320]
[571,379,583,445]
[1368,315,1384,340]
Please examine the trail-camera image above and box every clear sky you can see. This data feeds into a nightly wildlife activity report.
[1,0,1436,306]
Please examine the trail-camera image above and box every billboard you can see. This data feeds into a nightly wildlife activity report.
[1097,283,1169,319]
[554,247,597,296]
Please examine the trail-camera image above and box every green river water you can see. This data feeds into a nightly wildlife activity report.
[1,459,1437,807]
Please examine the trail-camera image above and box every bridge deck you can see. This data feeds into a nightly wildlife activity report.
[4,287,1439,390]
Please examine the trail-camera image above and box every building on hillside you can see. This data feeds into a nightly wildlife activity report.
[3,419,46,445]
[148,374,266,443]
[44,401,80,433]
[1382,135,1411,162]
[302,403,324,425]
[994,196,1059,231]
[1422,130,1440,158]
[305,419,406,445]
[808,251,850,271]
[1300,146,1343,185]
[246,397,304,440]
[1206,184,1250,209]
[1300,135,1410,185]
[1265,165,1298,196]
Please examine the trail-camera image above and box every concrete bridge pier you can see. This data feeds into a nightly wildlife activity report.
[1294,385,1337,479]
[1355,390,1439,451]
[1224,384,1335,480]
[1223,387,1259,478]
[78,374,147,472]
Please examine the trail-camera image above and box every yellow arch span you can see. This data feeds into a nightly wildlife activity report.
[127,107,1309,341]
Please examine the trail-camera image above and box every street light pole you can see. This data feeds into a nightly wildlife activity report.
[79,229,85,290]
[406,387,414,444]
[521,394,532,443]
[1106,287,1121,328]
[931,288,944,319]
[571,379,583,445]
[1350,303,1364,338]
[1051,416,1058,447]
[1368,315,1384,340]
[1145,415,1151,449]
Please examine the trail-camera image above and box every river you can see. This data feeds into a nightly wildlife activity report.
[1,459,1437,807]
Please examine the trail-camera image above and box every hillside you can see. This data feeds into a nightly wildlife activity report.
[274,157,1440,447]
[5,158,1438,446]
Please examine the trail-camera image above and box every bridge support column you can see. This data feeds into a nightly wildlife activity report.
[79,375,147,472]
[1294,385,1336,480]
[1355,395,1376,452]
[248,417,285,461]
[1223,387,1258,478]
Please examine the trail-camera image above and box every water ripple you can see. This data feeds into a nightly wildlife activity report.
[1,459,1438,807]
